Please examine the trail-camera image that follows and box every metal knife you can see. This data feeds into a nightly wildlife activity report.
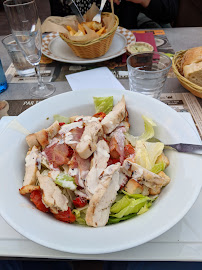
[165,143,202,155]
[66,0,85,23]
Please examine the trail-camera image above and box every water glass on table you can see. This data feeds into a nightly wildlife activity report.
[127,52,172,99]
[2,34,35,77]
[3,0,55,98]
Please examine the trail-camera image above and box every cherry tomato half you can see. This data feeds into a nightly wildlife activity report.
[30,190,49,213]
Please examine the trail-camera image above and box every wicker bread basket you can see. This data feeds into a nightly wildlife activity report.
[59,13,119,59]
[172,50,202,98]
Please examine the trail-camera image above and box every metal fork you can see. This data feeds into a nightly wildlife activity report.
[165,143,202,155]
[92,0,107,23]
[148,138,202,155]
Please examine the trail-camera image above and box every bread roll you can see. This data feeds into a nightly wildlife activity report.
[182,47,202,87]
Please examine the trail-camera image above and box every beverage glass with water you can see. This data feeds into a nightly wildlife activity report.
[3,0,55,98]
[127,52,172,99]
[2,34,35,76]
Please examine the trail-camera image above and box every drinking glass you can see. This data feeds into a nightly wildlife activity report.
[3,0,55,98]
[127,52,172,99]
[2,34,35,76]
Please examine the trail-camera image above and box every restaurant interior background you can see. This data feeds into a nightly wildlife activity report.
[0,0,50,35]
[0,0,202,36]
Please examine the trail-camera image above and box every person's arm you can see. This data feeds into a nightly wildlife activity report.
[126,0,179,24]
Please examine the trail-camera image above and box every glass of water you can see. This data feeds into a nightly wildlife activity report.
[3,0,55,98]
[127,52,172,99]
[2,34,35,77]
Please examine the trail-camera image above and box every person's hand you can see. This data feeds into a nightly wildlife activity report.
[126,0,151,8]
[108,0,121,6]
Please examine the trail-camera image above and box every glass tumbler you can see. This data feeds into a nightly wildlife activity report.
[127,52,172,99]
[2,34,35,77]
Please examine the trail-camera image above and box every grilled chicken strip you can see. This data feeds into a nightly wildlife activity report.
[76,120,103,159]
[122,160,170,195]
[101,96,126,134]
[37,171,69,214]
[23,146,39,186]
[85,140,110,197]
[86,163,121,227]
[26,121,60,149]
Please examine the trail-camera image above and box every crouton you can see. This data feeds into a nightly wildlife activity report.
[124,178,143,194]
[19,185,40,195]
[156,152,170,168]
[158,171,171,186]
[26,133,40,148]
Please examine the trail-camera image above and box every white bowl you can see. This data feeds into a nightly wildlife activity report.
[0,89,201,254]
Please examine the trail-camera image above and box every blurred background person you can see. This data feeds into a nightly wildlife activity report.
[49,0,179,29]
[174,0,202,27]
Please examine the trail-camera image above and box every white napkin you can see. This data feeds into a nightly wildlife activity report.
[0,116,16,134]
[65,67,125,91]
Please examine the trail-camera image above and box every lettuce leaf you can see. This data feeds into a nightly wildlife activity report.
[137,201,152,215]
[54,172,77,190]
[72,207,87,225]
[151,162,166,174]
[125,115,156,146]
[122,190,150,200]
[111,197,151,218]
[93,96,113,114]
[108,193,155,224]
[135,141,164,171]
[107,213,137,224]
[124,133,138,147]
[53,114,70,124]
[139,115,156,141]
[110,195,132,214]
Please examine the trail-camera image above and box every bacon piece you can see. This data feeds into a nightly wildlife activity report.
[109,127,125,164]
[75,152,90,177]
[124,144,135,159]
[66,127,84,149]
[75,152,90,187]
[44,143,71,168]
[107,158,120,166]
[68,152,90,188]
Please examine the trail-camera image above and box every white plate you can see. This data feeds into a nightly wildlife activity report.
[0,89,201,255]
[154,37,166,47]
[42,27,135,64]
